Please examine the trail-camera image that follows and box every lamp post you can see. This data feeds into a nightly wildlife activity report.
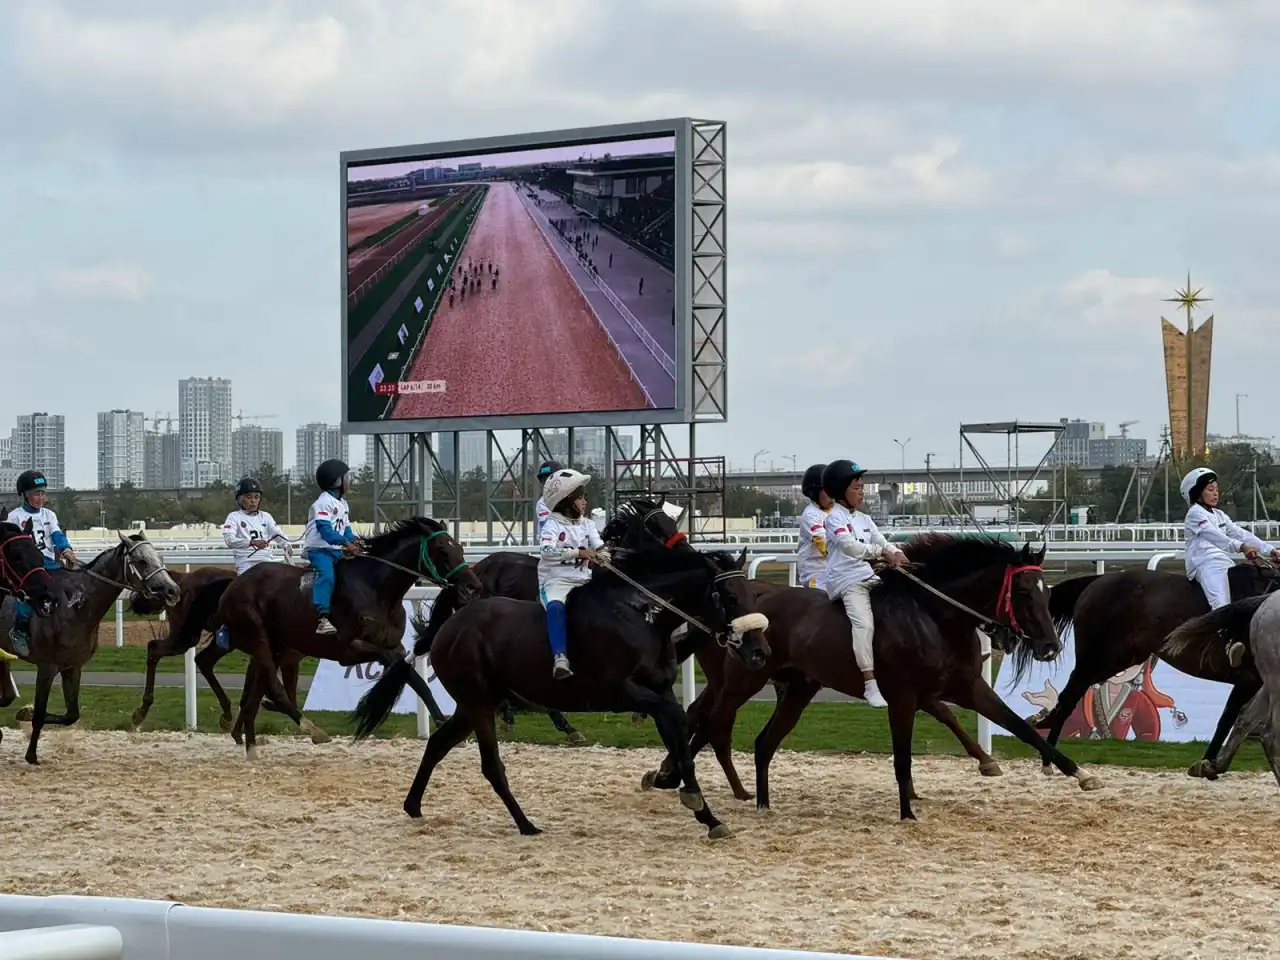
[893,437,911,508]
[753,448,769,475]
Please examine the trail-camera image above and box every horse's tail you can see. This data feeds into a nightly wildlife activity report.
[350,589,459,741]
[1163,595,1268,670]
[1047,574,1101,635]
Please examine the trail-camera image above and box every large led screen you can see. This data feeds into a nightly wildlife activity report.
[344,133,678,426]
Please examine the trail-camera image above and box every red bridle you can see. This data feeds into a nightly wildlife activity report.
[996,563,1042,636]
[665,531,688,548]
[0,532,52,597]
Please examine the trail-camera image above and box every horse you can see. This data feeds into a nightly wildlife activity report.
[1164,590,1280,783]
[213,516,482,758]
[1031,562,1280,779]
[645,536,1095,821]
[351,545,771,839]
[0,531,181,763]
[0,518,60,736]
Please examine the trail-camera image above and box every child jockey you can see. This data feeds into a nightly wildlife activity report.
[1181,466,1280,666]
[537,467,602,680]
[821,459,906,709]
[5,470,77,655]
[215,476,288,649]
[534,459,563,537]
[303,458,362,635]
[797,463,831,590]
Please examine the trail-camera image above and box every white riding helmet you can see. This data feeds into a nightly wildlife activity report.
[1179,467,1218,506]
[542,469,592,512]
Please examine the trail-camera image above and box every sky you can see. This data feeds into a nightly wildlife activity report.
[2,0,1279,487]
[348,135,676,182]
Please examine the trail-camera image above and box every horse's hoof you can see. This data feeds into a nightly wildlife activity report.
[630,713,647,728]
[979,761,1004,777]
[678,788,706,812]
[218,715,233,732]
[566,730,586,745]
[707,823,732,840]
[1188,759,1219,781]
[1077,774,1104,792]
[25,751,38,765]
[245,746,257,762]
[300,718,331,745]
[14,706,32,723]
[640,771,657,792]
[1041,764,1056,777]
[755,804,772,817]
[129,709,147,728]
[499,718,515,733]
[403,800,423,819]
[733,791,754,802]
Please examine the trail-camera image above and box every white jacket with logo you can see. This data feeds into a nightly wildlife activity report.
[1183,503,1273,579]
[797,503,831,589]
[823,504,900,598]
[222,509,288,574]
[538,513,603,588]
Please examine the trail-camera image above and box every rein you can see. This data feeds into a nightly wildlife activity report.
[893,561,1043,642]
[352,529,471,587]
[0,531,52,598]
[594,556,746,645]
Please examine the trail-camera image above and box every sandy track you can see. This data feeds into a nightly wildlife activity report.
[393,183,648,419]
[347,201,430,248]
[4,731,1279,959]
[347,195,462,293]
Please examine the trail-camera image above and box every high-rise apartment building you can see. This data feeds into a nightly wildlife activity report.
[232,425,285,480]
[144,428,180,489]
[178,377,233,487]
[295,423,348,482]
[12,413,66,490]
[365,433,412,477]
[97,409,146,488]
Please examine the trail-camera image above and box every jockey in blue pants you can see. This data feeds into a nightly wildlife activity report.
[5,470,78,656]
[302,458,362,635]
[537,467,603,680]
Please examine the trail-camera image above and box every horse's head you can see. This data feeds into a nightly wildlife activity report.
[703,548,771,670]
[602,497,690,554]
[414,517,482,602]
[0,519,55,616]
[118,530,181,607]
[997,542,1057,662]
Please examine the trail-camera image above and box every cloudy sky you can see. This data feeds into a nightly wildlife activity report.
[2,0,1279,487]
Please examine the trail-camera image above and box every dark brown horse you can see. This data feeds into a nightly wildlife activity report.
[1033,563,1280,779]
[0,532,181,763]
[214,517,481,758]
[647,536,1094,821]
[0,518,60,740]
[352,544,771,839]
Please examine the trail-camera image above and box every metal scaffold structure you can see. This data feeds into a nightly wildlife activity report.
[955,421,1066,529]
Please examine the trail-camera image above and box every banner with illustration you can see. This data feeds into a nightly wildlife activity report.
[994,625,1233,743]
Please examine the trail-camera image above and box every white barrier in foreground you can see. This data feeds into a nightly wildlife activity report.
[0,896,905,960]
[0,924,122,960]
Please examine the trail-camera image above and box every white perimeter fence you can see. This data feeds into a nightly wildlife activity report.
[13,541,1189,754]
[0,895,904,960]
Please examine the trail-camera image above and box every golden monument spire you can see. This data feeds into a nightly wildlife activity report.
[1160,273,1213,462]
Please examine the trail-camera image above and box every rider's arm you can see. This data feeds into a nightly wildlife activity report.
[1185,505,1244,554]
[828,520,889,561]
[538,525,579,563]
[262,514,287,544]
[313,517,349,547]
[865,518,903,556]
[586,523,604,551]
[222,513,251,549]
[803,507,827,557]
[1221,517,1270,555]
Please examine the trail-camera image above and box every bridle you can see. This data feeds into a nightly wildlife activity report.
[355,529,472,588]
[895,560,1045,649]
[76,538,175,598]
[0,530,52,601]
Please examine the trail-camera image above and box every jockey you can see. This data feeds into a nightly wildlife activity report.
[797,463,831,589]
[821,459,906,709]
[302,458,362,635]
[534,459,563,537]
[1181,466,1280,666]
[537,467,603,680]
[221,477,287,575]
[5,470,77,654]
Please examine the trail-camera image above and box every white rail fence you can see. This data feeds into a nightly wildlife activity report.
[0,895,902,960]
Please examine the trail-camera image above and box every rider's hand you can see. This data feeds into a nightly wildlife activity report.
[1272,549,1280,564]
[344,541,363,556]
[249,539,270,550]
[882,548,907,568]
[60,548,78,568]
[1243,545,1261,561]
[579,548,600,565]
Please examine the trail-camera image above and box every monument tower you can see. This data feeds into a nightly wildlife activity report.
[1160,274,1213,462]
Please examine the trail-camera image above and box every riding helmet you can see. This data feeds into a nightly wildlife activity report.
[235,476,263,503]
[821,459,867,505]
[801,463,827,502]
[16,470,47,498]
[537,459,563,482]
[316,458,350,492]
[1179,467,1218,506]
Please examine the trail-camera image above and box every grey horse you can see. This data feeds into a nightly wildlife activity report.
[1164,590,1280,784]
[0,531,181,763]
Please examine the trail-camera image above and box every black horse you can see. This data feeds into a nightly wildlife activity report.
[1033,563,1280,778]
[352,544,771,839]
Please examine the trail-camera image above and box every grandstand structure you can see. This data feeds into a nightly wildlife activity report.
[565,154,676,269]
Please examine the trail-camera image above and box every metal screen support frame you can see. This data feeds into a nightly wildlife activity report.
[690,119,727,424]
[957,421,1065,530]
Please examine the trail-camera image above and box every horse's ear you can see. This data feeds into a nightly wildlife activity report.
[1035,544,1047,564]
[658,493,666,507]
[1019,542,1031,561]
[21,518,32,534]
[737,547,747,570]
[117,530,129,545]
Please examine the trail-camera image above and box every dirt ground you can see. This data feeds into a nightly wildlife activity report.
[3,731,1278,959]
[95,621,157,648]
[347,200,429,248]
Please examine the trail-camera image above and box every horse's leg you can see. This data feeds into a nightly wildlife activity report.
[1191,679,1261,779]
[229,663,260,746]
[887,690,920,820]
[56,667,82,727]
[404,712,476,819]
[961,679,1103,791]
[921,697,1003,777]
[753,675,822,813]
[1035,667,1104,775]
[472,708,542,835]
[131,636,167,728]
[21,663,58,765]
[1209,687,1270,781]
[625,679,728,840]
[497,700,517,731]
[1259,700,1280,788]
[263,651,328,744]
[546,709,586,745]
[194,644,235,731]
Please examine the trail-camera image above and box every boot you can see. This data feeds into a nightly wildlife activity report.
[552,653,573,680]
[8,625,29,659]
[316,616,337,635]
[863,677,888,709]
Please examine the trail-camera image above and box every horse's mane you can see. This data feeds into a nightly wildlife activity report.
[895,533,1021,586]
[359,517,446,554]
[601,498,664,542]
[598,540,711,585]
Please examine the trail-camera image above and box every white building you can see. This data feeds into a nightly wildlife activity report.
[366,433,413,477]
[178,377,233,488]
[232,425,285,480]
[12,413,66,490]
[97,409,146,488]
[296,423,349,482]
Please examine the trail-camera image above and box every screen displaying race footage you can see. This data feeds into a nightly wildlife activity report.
[344,133,677,425]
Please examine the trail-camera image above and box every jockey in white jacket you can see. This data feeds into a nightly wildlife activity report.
[537,467,603,680]
[796,463,832,590]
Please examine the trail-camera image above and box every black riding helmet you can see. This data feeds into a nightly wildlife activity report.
[801,463,827,502]
[537,460,563,482]
[316,458,350,493]
[16,470,46,499]
[235,476,263,506]
[821,459,867,506]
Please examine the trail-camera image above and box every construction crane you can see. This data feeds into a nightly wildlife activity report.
[1117,420,1139,439]
[231,410,278,426]
[145,411,176,433]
